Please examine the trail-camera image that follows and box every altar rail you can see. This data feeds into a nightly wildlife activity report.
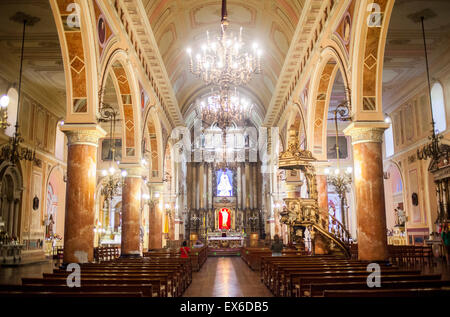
[94,247,120,262]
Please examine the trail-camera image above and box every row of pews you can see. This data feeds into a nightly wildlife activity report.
[241,247,308,270]
[0,254,193,297]
[351,244,434,266]
[257,254,450,297]
[144,245,208,271]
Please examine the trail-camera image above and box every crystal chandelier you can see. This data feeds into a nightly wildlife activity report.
[199,88,253,129]
[0,13,41,167]
[417,16,449,162]
[186,0,262,88]
[97,102,127,201]
[325,101,352,230]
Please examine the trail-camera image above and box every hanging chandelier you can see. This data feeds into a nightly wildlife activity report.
[97,101,127,201]
[325,101,353,230]
[0,12,41,167]
[199,88,253,129]
[417,16,449,162]
[186,0,262,88]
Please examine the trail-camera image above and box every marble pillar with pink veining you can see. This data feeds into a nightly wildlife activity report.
[353,141,389,261]
[61,127,105,264]
[316,175,329,254]
[149,196,163,249]
[317,175,329,224]
[121,176,142,257]
[345,123,390,262]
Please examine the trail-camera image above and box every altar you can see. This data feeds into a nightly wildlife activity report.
[207,231,244,256]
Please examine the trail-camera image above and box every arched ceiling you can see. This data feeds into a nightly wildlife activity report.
[383,0,450,111]
[0,0,64,117]
[142,0,305,121]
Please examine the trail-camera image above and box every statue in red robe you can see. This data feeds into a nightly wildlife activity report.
[219,208,231,230]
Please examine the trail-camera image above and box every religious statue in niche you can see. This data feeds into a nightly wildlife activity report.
[216,169,233,197]
[218,208,231,230]
[395,207,406,227]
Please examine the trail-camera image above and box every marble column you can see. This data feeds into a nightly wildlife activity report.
[61,125,106,263]
[120,166,143,258]
[315,174,329,255]
[237,165,242,209]
[316,175,329,227]
[149,184,163,249]
[199,163,204,210]
[344,122,389,262]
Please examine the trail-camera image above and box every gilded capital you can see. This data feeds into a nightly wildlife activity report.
[119,163,145,178]
[343,121,390,145]
[61,124,107,147]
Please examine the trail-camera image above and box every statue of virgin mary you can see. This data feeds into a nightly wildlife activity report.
[217,173,232,196]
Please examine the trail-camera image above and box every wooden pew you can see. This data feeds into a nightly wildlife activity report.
[0,283,153,297]
[0,290,143,297]
[323,288,450,297]
[309,279,450,297]
[22,277,162,297]
[292,273,442,298]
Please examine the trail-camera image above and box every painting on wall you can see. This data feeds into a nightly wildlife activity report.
[101,139,122,161]
[327,136,348,160]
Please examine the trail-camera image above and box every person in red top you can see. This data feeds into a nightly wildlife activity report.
[180,241,190,258]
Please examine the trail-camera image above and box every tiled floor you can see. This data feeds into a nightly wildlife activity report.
[183,257,273,297]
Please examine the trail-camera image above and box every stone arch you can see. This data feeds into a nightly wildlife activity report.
[285,101,308,150]
[383,160,406,232]
[306,46,351,160]
[0,162,23,238]
[45,165,66,239]
[350,0,395,120]
[100,49,142,163]
[142,105,163,181]
[49,0,100,123]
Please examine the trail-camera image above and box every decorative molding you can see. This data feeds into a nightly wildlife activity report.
[61,124,107,147]
[343,122,390,145]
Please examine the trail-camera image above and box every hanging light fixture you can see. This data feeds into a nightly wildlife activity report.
[97,101,125,201]
[417,16,449,162]
[0,12,41,166]
[186,0,262,89]
[325,101,352,230]
[199,88,254,129]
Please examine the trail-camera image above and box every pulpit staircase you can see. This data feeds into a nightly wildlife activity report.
[280,198,351,258]
[305,213,351,258]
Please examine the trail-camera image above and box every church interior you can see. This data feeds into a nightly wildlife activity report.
[0,0,449,299]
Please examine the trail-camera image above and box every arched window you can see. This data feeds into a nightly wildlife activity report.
[55,120,65,161]
[431,82,446,133]
[5,87,18,137]
[385,123,394,157]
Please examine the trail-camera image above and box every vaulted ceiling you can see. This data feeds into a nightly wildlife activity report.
[0,0,65,117]
[383,0,450,110]
[142,0,305,121]
[0,0,449,128]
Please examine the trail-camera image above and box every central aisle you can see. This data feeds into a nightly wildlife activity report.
[183,257,273,297]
